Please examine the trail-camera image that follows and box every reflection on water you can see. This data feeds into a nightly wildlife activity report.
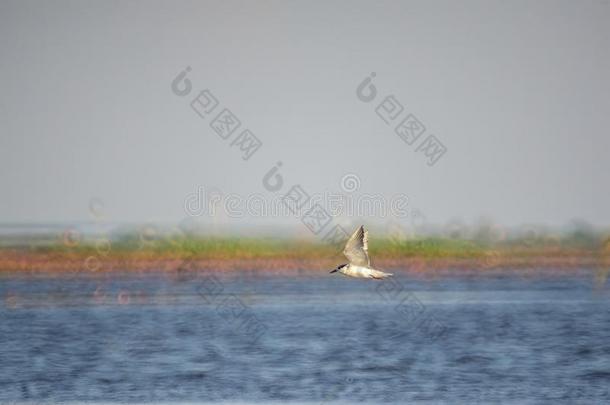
[0,271,609,403]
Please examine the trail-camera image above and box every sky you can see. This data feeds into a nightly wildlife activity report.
[0,0,608,229]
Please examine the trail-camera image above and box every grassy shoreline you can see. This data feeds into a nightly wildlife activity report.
[1,236,608,275]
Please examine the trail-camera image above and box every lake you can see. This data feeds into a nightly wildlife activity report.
[1,270,609,403]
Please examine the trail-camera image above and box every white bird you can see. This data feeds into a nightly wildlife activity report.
[330,225,393,279]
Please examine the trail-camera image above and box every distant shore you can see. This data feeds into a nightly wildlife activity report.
[1,232,608,277]
[0,249,610,275]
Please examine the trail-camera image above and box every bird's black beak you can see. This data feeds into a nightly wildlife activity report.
[330,269,338,273]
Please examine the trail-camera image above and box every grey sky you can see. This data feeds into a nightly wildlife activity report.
[1,0,608,228]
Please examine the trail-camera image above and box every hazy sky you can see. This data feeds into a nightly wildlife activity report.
[1,0,608,228]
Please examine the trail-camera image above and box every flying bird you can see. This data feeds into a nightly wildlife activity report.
[330,225,393,279]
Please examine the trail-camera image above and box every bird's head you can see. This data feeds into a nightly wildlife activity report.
[330,263,348,274]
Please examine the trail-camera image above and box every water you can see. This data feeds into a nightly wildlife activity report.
[1,271,609,404]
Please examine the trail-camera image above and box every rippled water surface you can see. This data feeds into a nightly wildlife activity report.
[1,271,609,403]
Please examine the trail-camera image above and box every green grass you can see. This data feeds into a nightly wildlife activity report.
[11,233,607,261]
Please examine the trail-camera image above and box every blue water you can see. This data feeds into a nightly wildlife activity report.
[1,271,609,404]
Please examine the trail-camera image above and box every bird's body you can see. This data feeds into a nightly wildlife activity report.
[336,264,392,279]
[330,225,393,280]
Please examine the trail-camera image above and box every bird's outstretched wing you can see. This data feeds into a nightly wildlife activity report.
[343,225,370,267]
